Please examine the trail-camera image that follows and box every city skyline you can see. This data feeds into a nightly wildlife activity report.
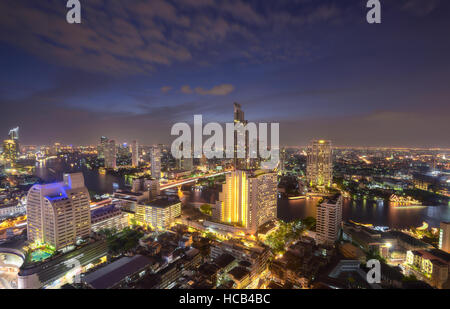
[1,1,449,147]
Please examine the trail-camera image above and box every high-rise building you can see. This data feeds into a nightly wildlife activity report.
[3,127,20,166]
[104,139,117,169]
[279,147,286,173]
[233,103,249,170]
[151,146,161,179]
[306,140,333,188]
[439,222,450,253]
[316,195,342,246]
[177,156,193,172]
[131,177,160,201]
[2,139,18,167]
[144,179,160,200]
[97,136,108,159]
[214,170,277,233]
[26,173,91,250]
[8,127,19,141]
[131,140,139,168]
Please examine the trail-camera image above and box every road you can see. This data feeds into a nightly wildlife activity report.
[160,171,231,190]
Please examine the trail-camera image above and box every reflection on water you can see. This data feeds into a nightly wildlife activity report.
[34,159,127,194]
[278,197,450,229]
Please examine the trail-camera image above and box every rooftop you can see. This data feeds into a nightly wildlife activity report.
[144,197,181,208]
[83,255,153,289]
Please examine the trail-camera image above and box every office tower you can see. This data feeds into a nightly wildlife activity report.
[176,142,193,171]
[316,196,343,246]
[8,127,19,140]
[97,136,108,159]
[144,179,160,200]
[439,222,450,253]
[118,143,130,158]
[104,139,117,169]
[134,197,181,229]
[2,139,18,166]
[279,147,286,173]
[233,103,249,170]
[177,156,193,171]
[248,138,260,170]
[131,140,139,168]
[26,173,91,250]
[53,142,61,155]
[215,170,277,233]
[131,178,160,200]
[151,146,161,179]
[306,140,333,188]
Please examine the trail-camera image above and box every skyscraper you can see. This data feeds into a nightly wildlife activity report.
[306,140,333,188]
[8,127,19,141]
[215,170,277,233]
[26,173,91,250]
[151,146,161,179]
[177,156,193,171]
[233,103,249,170]
[439,222,450,253]
[2,139,18,167]
[104,139,117,169]
[4,127,20,166]
[131,140,139,168]
[97,136,108,159]
[316,195,342,246]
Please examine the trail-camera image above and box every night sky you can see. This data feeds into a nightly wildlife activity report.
[0,0,449,147]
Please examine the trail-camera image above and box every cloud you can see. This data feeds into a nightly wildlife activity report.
[161,86,172,93]
[181,85,194,94]
[194,84,235,96]
[401,0,441,16]
[0,0,347,75]
[180,84,235,96]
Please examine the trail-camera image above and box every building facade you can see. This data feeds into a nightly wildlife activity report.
[306,140,333,188]
[91,204,129,233]
[26,173,91,250]
[135,197,181,229]
[151,146,161,179]
[316,195,343,246]
[439,222,450,253]
[104,139,117,169]
[131,140,139,168]
[214,170,277,234]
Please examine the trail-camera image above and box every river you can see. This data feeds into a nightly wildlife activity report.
[34,158,450,229]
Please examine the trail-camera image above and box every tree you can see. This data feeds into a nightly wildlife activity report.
[200,204,212,216]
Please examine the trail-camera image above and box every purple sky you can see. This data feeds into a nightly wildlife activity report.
[0,0,449,147]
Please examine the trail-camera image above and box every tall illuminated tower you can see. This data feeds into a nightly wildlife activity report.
[306,140,333,188]
[2,139,18,167]
[233,103,248,170]
[8,127,19,140]
[26,173,91,250]
[131,140,139,168]
[215,170,277,233]
[3,127,20,166]
[151,146,161,179]
[97,136,108,159]
[104,139,117,169]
